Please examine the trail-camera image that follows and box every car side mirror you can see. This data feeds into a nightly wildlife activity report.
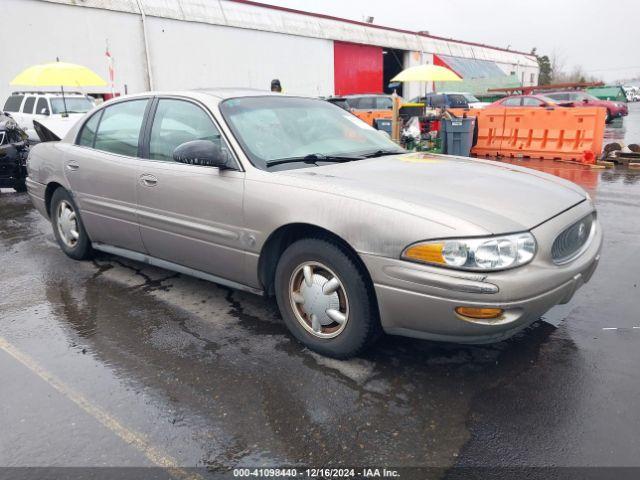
[40,108,50,116]
[173,140,231,169]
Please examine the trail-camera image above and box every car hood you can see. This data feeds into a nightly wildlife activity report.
[278,153,587,234]
[37,114,85,140]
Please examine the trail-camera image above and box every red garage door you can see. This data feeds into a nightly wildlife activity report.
[334,41,383,95]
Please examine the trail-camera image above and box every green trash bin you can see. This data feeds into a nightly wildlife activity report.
[440,117,476,156]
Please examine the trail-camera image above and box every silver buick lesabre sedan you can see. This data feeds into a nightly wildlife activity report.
[26,89,602,358]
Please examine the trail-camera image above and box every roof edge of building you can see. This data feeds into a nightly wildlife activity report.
[35,0,537,63]
[230,0,537,58]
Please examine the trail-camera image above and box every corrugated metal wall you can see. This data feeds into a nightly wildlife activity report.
[0,0,540,101]
[146,16,334,95]
[33,0,539,68]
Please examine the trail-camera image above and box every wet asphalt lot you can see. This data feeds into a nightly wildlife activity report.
[1,107,640,479]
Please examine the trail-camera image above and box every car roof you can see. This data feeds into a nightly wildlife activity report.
[10,91,88,97]
[341,94,391,98]
[117,88,293,102]
[194,88,285,99]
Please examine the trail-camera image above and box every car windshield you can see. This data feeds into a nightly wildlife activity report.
[50,97,93,114]
[463,94,481,103]
[220,96,405,171]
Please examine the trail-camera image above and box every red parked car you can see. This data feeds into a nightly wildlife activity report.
[545,91,628,123]
[487,92,628,124]
[486,94,559,108]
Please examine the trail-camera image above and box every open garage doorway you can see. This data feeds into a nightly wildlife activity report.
[383,48,405,96]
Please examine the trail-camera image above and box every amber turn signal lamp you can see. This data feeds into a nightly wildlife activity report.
[455,307,504,319]
[403,243,445,264]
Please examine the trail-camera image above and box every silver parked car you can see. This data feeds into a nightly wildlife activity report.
[25,89,602,358]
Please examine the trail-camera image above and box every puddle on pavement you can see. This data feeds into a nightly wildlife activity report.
[5,132,639,470]
[0,192,563,472]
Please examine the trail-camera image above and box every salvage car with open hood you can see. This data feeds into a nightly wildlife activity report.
[0,112,29,192]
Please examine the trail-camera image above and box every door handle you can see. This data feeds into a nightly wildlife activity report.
[139,174,158,187]
[66,162,80,171]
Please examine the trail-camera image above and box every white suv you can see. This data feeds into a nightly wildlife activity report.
[2,92,95,142]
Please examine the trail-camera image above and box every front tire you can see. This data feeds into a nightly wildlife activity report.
[274,238,380,358]
[605,109,613,124]
[50,188,93,260]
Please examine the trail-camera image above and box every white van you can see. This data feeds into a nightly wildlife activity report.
[2,92,95,142]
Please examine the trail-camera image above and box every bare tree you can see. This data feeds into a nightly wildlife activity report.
[550,50,566,82]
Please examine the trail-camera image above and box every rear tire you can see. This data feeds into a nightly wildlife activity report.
[274,237,380,359]
[50,188,93,260]
[605,109,613,124]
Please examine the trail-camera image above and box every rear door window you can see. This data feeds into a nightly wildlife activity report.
[375,97,393,110]
[3,95,24,112]
[36,98,49,115]
[93,99,148,157]
[354,97,376,110]
[522,97,544,106]
[502,97,522,107]
[23,97,36,114]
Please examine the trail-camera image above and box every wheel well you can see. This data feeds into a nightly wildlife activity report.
[258,223,372,296]
[44,182,64,218]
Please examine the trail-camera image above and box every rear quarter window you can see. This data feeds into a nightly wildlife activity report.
[78,111,103,148]
[3,95,24,112]
[92,99,148,156]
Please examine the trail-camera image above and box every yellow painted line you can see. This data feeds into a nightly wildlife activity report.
[0,336,202,480]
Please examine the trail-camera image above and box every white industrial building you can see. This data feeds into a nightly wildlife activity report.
[0,0,539,103]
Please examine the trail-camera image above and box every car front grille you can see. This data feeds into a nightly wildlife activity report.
[552,213,595,264]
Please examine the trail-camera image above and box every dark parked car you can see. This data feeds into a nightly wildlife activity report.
[0,112,29,192]
[409,92,469,109]
[325,94,394,126]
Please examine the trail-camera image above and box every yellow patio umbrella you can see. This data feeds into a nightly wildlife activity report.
[391,64,462,83]
[10,61,107,115]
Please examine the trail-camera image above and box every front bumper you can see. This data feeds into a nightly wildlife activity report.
[362,200,603,344]
[0,143,27,188]
[25,178,48,217]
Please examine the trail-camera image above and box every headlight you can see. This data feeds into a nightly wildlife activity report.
[402,232,537,271]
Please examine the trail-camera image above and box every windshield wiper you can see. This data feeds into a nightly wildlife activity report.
[361,149,405,158]
[265,153,364,167]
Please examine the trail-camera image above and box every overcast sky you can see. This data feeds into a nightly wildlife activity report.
[262,0,639,83]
